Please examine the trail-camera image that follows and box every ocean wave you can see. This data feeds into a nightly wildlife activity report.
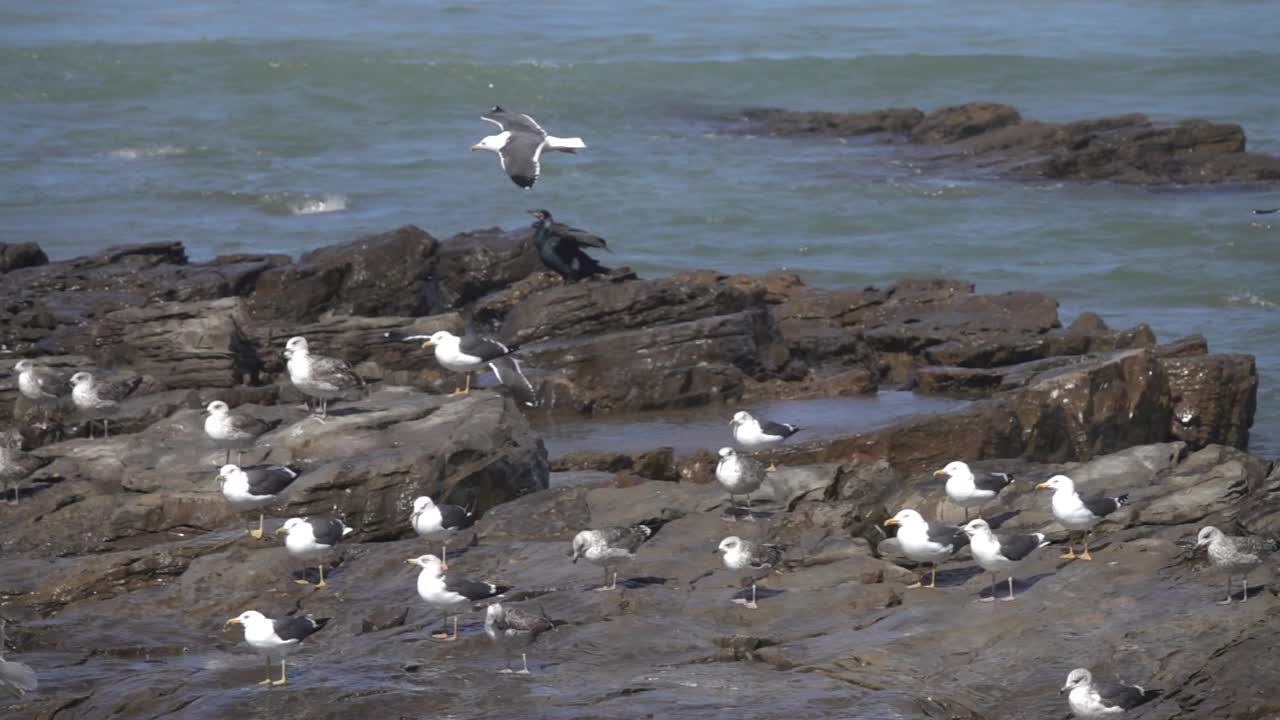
[105,145,188,160]
[256,192,350,216]
[1225,292,1277,309]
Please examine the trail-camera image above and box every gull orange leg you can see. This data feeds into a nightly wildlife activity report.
[271,659,288,686]
[1079,531,1093,561]
[1060,533,1077,560]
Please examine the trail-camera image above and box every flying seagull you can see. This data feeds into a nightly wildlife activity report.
[934,460,1015,521]
[224,610,328,687]
[1036,475,1128,561]
[472,106,586,188]
[730,410,801,471]
[386,330,537,407]
[1060,668,1161,718]
[884,509,968,589]
[1195,525,1278,604]
[528,209,611,282]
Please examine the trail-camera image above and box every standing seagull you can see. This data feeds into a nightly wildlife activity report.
[883,509,968,589]
[714,536,785,610]
[935,461,1015,521]
[1060,668,1161,719]
[715,447,766,521]
[69,371,143,438]
[730,410,800,471]
[407,330,536,406]
[472,106,586,188]
[217,463,301,539]
[570,525,653,591]
[406,554,510,641]
[484,603,558,675]
[528,209,611,282]
[204,401,280,465]
[13,359,70,425]
[277,516,353,588]
[1036,475,1128,561]
[1,430,47,505]
[962,519,1048,602]
[224,610,328,687]
[0,618,37,699]
[410,495,476,571]
[1194,525,1278,604]
[283,336,364,419]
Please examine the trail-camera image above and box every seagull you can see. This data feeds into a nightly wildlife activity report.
[283,336,364,419]
[934,460,1015,521]
[406,554,510,641]
[69,371,143,438]
[472,106,586,188]
[1253,208,1278,215]
[1195,525,1278,604]
[571,525,653,591]
[883,509,968,589]
[715,447,766,521]
[528,209,611,282]
[410,495,476,570]
[714,536,785,610]
[224,610,328,687]
[1060,668,1161,719]
[1,430,47,505]
[0,618,37,699]
[13,359,70,425]
[217,463,301,539]
[204,401,280,465]
[394,329,536,406]
[962,519,1048,602]
[1036,475,1129,561]
[484,603,558,675]
[730,410,800,471]
[276,516,353,588]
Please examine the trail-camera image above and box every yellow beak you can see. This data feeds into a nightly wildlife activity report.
[404,558,418,565]
[275,526,287,535]
[216,474,225,483]
[224,618,241,628]
[1035,482,1052,490]
[421,340,435,349]
[470,144,482,152]
[884,518,900,527]
[932,469,946,476]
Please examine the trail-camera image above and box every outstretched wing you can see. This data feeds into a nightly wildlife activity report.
[498,133,546,189]
[488,356,538,407]
[459,334,513,362]
[551,221,609,250]
[482,106,546,135]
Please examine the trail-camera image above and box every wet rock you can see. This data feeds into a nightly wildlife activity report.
[429,225,541,311]
[735,107,925,137]
[908,102,1023,144]
[0,242,48,273]
[550,447,678,482]
[1162,352,1257,450]
[247,225,437,322]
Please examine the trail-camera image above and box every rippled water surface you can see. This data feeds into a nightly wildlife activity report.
[3,0,1278,453]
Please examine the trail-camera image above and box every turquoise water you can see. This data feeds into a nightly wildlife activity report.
[3,1,1278,453]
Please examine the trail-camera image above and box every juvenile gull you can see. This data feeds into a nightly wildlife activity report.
[407,554,510,641]
[730,410,800,471]
[571,525,653,591]
[392,329,536,406]
[1195,525,1278,604]
[224,610,328,687]
[934,460,1015,521]
[277,516,353,588]
[1060,668,1161,719]
[472,106,586,188]
[283,336,364,419]
[204,401,280,465]
[528,209,610,282]
[13,359,70,425]
[69,371,143,438]
[1,430,47,505]
[715,447,766,521]
[411,495,476,571]
[218,463,301,539]
[883,509,968,589]
[0,618,37,699]
[714,536,785,610]
[1036,475,1129,560]
[484,603,558,675]
[962,519,1048,602]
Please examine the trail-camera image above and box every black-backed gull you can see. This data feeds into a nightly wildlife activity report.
[1060,668,1161,719]
[411,495,476,571]
[224,610,328,687]
[217,463,300,539]
[730,410,800,471]
[407,554,510,641]
[962,518,1048,602]
[277,516,353,588]
[472,106,585,188]
[1036,475,1128,560]
[934,460,1015,521]
[884,509,968,589]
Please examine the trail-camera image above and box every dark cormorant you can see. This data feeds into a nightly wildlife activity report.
[528,209,611,282]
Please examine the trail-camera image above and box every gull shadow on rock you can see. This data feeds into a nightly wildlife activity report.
[933,565,985,588]
[731,586,785,604]
[981,510,1021,529]
[320,406,367,418]
[721,506,776,522]
[975,572,1054,601]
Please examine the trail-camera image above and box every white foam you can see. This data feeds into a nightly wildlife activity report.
[288,193,349,215]
[106,145,188,159]
[1225,292,1276,309]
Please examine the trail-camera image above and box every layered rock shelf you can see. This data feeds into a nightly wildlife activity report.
[0,223,1272,719]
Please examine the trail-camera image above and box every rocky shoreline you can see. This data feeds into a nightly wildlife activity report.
[1,223,1275,719]
[730,101,1280,185]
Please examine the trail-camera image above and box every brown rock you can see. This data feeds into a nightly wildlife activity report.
[908,102,1023,144]
[0,242,48,273]
[1162,353,1257,450]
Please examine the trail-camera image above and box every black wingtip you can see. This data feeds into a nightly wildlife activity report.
[1253,208,1279,215]
[1116,493,1131,506]
[384,330,409,342]
[310,617,332,631]
[491,105,504,113]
